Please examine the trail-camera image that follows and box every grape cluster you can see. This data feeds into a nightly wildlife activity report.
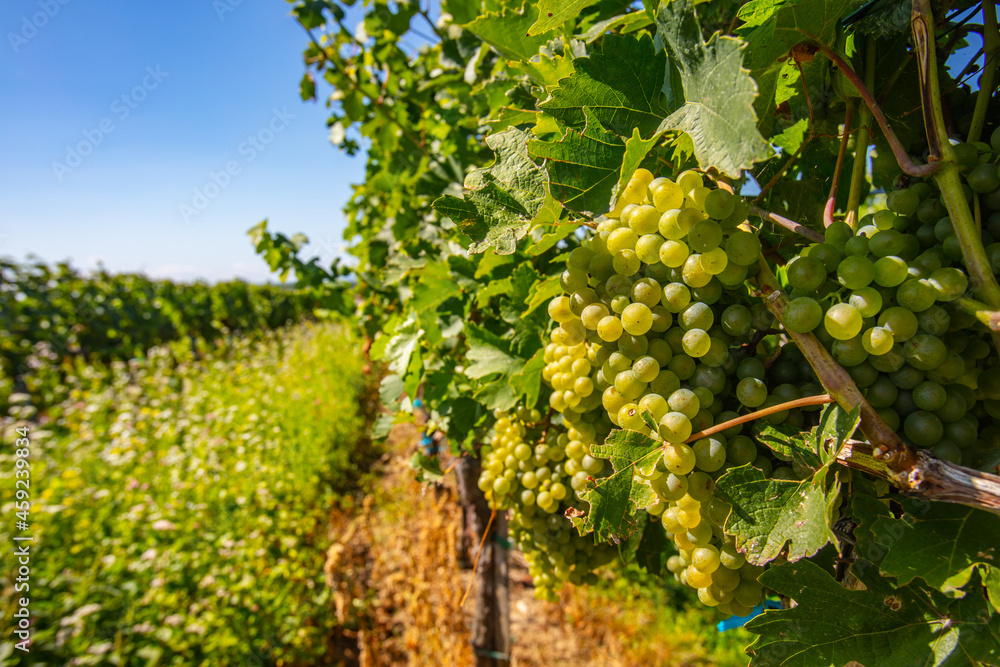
[780,135,1000,468]
[477,406,616,600]
[543,167,783,612]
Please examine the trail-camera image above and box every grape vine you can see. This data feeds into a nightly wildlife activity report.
[258,0,1000,663]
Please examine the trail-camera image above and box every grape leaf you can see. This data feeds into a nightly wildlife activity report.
[580,11,654,43]
[653,0,773,177]
[715,464,839,566]
[383,316,424,376]
[755,423,823,469]
[539,33,670,138]
[814,403,860,466]
[985,566,1000,614]
[529,107,626,215]
[527,0,601,35]
[872,499,1000,595]
[746,561,1000,667]
[432,129,549,255]
[463,4,553,61]
[570,429,662,542]
[464,322,520,380]
[612,127,662,208]
[736,0,855,133]
[524,273,563,315]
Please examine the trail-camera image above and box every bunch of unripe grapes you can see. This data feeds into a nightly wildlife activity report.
[477,407,615,600]
[779,142,1000,470]
[544,167,788,610]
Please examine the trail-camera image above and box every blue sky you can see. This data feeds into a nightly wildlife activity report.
[1,0,365,283]
[0,2,987,283]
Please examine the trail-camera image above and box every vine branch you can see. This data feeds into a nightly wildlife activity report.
[750,206,826,243]
[685,394,835,442]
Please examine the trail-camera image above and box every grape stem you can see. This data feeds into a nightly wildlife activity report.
[912,0,1000,351]
[825,102,855,228]
[808,35,938,178]
[966,1,999,144]
[685,394,835,442]
[749,206,826,243]
[954,296,1000,332]
[845,39,874,230]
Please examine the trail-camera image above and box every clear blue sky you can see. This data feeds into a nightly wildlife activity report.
[0,2,986,283]
[1,0,365,283]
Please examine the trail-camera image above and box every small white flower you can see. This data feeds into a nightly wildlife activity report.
[164,614,183,627]
[185,623,206,635]
[152,519,176,531]
[141,548,158,561]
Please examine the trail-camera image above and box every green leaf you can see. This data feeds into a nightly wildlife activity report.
[432,129,550,255]
[613,127,663,207]
[985,566,1000,614]
[635,517,671,575]
[814,403,860,466]
[653,0,773,177]
[737,0,855,133]
[873,499,1000,595]
[384,316,423,376]
[715,464,839,566]
[525,274,564,315]
[529,107,626,215]
[755,423,823,470]
[746,560,1000,667]
[464,4,554,62]
[540,33,670,138]
[464,323,520,380]
[580,11,654,43]
[509,348,546,409]
[528,0,601,35]
[571,430,662,542]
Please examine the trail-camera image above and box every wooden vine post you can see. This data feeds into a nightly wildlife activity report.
[454,453,511,666]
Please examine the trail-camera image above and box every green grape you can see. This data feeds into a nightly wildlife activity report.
[632,278,662,306]
[904,410,944,447]
[613,249,641,276]
[887,187,919,216]
[636,234,665,264]
[724,231,761,266]
[607,227,639,253]
[692,436,726,472]
[783,297,823,333]
[721,304,752,336]
[837,256,875,289]
[736,357,766,380]
[861,326,894,355]
[661,282,692,313]
[548,296,575,323]
[659,414,694,446]
[629,205,661,235]
[680,301,715,331]
[878,306,919,342]
[903,333,946,370]
[682,328,711,357]
[824,303,863,340]
[704,189,737,219]
[787,256,826,291]
[597,315,624,342]
[689,219,723,252]
[581,303,610,330]
[660,240,690,268]
[927,267,968,301]
[736,377,767,408]
[696,247,725,275]
[668,388,701,419]
[849,287,883,317]
[622,303,654,335]
[896,279,936,313]
[652,180,685,211]
[682,254,713,288]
